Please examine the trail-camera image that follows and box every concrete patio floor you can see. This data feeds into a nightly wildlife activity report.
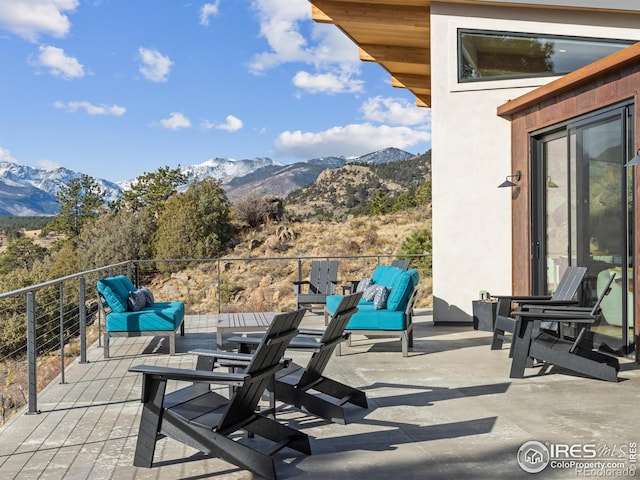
[1,310,639,480]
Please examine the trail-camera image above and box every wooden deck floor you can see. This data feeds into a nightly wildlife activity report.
[1,311,639,480]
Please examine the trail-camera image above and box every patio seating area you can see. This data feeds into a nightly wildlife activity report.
[1,309,639,479]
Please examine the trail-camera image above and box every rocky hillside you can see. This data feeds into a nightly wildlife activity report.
[285,151,431,218]
[148,207,433,315]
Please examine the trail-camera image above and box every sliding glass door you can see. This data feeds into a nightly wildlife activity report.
[532,103,634,353]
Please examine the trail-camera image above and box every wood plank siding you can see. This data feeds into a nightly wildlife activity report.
[497,42,640,339]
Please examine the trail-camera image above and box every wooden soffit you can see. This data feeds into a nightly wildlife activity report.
[310,0,432,107]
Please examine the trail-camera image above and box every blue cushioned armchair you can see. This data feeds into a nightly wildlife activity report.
[97,275,185,358]
[325,265,420,357]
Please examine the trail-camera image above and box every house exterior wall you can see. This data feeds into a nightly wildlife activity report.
[430,1,640,323]
[502,61,640,340]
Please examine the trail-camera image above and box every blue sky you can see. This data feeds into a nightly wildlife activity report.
[0,0,431,183]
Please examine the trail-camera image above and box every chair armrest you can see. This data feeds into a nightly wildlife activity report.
[298,328,324,336]
[129,364,249,386]
[514,310,597,323]
[531,305,592,312]
[293,280,311,294]
[518,299,579,307]
[493,295,552,301]
[341,280,359,295]
[189,348,254,362]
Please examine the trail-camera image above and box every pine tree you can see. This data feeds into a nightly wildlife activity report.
[48,175,105,238]
[120,165,188,218]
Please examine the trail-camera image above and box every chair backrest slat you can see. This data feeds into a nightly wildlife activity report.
[309,261,338,295]
[551,266,587,300]
[298,292,362,388]
[218,309,306,432]
[391,259,410,270]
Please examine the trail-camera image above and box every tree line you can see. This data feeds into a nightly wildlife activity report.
[0,162,432,359]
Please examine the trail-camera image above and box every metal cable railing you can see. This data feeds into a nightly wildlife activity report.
[0,254,429,424]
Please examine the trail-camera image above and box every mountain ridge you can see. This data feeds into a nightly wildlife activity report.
[0,147,417,216]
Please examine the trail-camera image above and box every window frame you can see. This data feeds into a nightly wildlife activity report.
[457,29,635,83]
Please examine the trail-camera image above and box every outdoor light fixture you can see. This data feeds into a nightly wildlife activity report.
[498,170,521,188]
[625,148,640,167]
[547,176,559,188]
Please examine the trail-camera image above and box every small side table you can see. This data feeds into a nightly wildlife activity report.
[472,300,497,332]
[216,312,276,348]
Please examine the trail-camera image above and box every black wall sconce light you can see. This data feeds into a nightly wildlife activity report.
[547,176,559,188]
[498,170,521,188]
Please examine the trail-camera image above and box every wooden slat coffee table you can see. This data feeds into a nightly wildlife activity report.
[216,312,277,348]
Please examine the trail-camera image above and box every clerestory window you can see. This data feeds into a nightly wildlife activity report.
[458,29,634,83]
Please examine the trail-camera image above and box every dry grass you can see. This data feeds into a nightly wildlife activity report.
[149,208,433,313]
[0,229,63,253]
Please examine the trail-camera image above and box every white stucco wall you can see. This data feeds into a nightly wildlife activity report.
[429,2,640,323]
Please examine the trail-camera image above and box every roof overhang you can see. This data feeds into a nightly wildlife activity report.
[311,0,431,107]
[309,0,640,108]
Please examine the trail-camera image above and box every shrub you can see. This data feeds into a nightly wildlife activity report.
[401,229,432,276]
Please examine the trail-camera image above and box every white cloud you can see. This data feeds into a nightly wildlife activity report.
[199,1,219,26]
[274,123,431,159]
[0,0,78,42]
[0,147,60,170]
[247,0,311,74]
[216,115,243,132]
[248,0,360,81]
[0,147,18,164]
[202,115,244,132]
[138,47,173,83]
[361,96,432,126]
[158,112,191,130]
[37,159,61,169]
[30,45,84,79]
[293,70,364,95]
[54,100,126,116]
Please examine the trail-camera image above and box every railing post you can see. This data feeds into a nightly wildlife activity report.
[26,292,39,415]
[217,258,222,314]
[79,277,87,364]
[297,258,303,283]
[133,262,139,287]
[59,283,65,384]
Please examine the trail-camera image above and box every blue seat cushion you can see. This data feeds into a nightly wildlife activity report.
[326,297,407,330]
[106,301,185,332]
[346,305,407,330]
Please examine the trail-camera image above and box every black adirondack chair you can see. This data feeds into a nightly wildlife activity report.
[491,266,587,355]
[128,308,309,480]
[390,259,410,270]
[509,272,619,382]
[294,260,339,310]
[223,292,367,425]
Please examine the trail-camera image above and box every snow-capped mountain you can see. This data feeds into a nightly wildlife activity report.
[0,161,122,216]
[184,157,282,181]
[347,147,414,165]
[0,148,416,216]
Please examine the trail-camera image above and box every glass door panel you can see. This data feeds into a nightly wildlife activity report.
[577,116,628,350]
[544,135,570,294]
[532,104,634,353]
